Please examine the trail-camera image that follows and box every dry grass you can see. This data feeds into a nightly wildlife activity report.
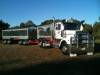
[0,43,100,75]
[0,43,67,71]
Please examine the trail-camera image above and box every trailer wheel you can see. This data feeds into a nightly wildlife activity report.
[39,41,43,48]
[3,40,7,44]
[39,42,42,47]
[23,41,27,45]
[7,40,11,44]
[40,41,45,48]
[18,40,22,45]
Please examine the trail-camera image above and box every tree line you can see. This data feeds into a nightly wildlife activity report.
[0,17,100,40]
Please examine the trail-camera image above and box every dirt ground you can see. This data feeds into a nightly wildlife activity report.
[0,43,100,75]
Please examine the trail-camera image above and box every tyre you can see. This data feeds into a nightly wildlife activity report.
[61,45,69,55]
[39,42,42,47]
[23,41,27,45]
[7,40,11,44]
[60,44,77,57]
[40,41,45,48]
[18,40,22,45]
[3,40,7,44]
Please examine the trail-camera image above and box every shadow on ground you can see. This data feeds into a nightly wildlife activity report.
[1,57,100,75]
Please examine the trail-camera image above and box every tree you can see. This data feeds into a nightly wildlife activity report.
[62,18,83,25]
[0,20,10,40]
[93,22,100,33]
[0,20,10,31]
[20,20,36,28]
[25,20,36,27]
[10,26,20,29]
[40,19,63,26]
[83,23,93,34]
[93,21,100,39]
[20,22,25,28]
[98,17,100,22]
[40,19,53,26]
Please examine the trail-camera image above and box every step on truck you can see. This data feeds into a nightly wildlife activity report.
[39,19,94,57]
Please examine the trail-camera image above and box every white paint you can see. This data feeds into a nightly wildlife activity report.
[87,52,93,55]
[69,53,77,57]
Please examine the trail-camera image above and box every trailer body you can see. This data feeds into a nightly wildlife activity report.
[2,27,39,45]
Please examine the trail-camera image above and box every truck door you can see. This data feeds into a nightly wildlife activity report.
[54,23,63,39]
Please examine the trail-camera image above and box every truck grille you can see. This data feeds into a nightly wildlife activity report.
[70,31,94,52]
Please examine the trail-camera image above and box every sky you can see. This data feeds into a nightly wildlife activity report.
[0,0,100,26]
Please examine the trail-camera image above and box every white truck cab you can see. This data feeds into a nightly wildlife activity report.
[39,19,94,57]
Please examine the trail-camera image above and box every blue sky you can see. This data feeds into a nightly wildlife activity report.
[0,0,99,26]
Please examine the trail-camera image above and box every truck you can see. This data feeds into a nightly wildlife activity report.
[2,27,39,45]
[39,19,94,57]
[2,19,94,56]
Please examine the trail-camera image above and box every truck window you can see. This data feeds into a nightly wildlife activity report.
[3,31,9,36]
[56,24,61,30]
[3,30,27,36]
[29,29,37,39]
[64,23,80,30]
[39,27,51,36]
[19,30,27,36]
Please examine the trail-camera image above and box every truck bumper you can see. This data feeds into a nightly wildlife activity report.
[69,45,94,54]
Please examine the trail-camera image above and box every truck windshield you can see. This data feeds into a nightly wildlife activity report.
[64,23,80,30]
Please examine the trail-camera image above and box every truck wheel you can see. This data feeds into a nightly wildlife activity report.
[61,45,69,55]
[7,40,11,44]
[39,42,42,47]
[23,41,27,45]
[3,40,7,44]
[60,44,77,57]
[40,42,45,48]
[18,40,22,45]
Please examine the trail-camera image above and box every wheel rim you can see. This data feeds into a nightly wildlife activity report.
[18,41,22,44]
[62,46,68,53]
[42,43,45,47]
[23,41,25,45]
[23,41,27,45]
[7,41,11,44]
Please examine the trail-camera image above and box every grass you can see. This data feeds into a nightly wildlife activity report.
[95,39,100,43]
[0,43,100,75]
[0,44,67,72]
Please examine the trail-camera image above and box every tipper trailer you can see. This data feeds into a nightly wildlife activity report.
[2,27,39,45]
